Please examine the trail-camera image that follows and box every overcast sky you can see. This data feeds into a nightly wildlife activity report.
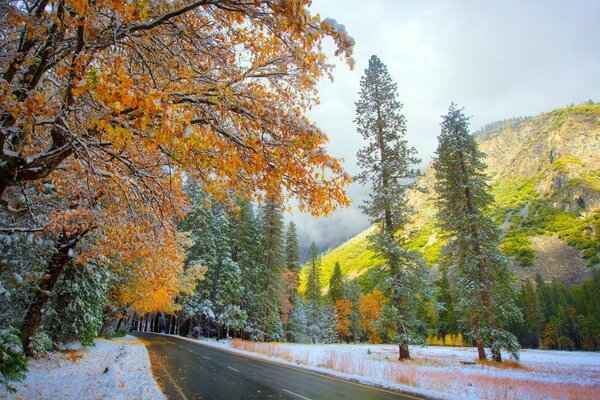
[286,0,600,256]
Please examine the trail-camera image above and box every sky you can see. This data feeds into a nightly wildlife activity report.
[287,0,600,256]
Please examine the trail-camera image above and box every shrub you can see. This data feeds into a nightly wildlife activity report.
[29,330,53,357]
[114,328,128,338]
[0,327,28,393]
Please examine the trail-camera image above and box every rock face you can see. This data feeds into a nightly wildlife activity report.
[516,235,591,286]
[313,103,600,286]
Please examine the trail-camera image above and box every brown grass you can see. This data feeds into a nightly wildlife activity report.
[63,350,84,363]
[476,359,531,370]
[231,338,292,360]
[383,363,417,386]
[229,340,600,400]
[423,370,600,400]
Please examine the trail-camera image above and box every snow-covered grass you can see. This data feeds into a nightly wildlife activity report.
[204,337,599,400]
[0,335,164,400]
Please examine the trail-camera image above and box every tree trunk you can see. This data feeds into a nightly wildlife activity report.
[477,340,487,360]
[491,347,502,362]
[20,229,90,356]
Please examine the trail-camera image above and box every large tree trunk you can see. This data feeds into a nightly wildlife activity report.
[477,340,487,360]
[21,229,90,356]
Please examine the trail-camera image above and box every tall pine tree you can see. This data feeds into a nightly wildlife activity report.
[329,262,344,303]
[355,55,430,360]
[305,242,322,343]
[433,104,521,361]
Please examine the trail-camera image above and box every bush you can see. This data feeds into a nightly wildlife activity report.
[0,327,28,393]
[558,336,575,351]
[29,330,53,357]
[114,328,128,338]
[102,326,115,339]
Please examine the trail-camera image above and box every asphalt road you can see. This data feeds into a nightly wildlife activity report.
[137,333,424,400]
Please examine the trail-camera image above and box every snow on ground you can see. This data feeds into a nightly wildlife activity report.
[166,334,600,400]
[0,335,164,400]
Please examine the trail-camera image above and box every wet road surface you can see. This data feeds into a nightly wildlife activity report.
[137,333,425,400]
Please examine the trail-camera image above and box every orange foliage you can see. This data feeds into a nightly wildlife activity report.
[359,291,387,344]
[335,299,353,339]
[1,1,355,314]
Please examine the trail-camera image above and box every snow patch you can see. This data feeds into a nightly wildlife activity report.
[1,335,164,400]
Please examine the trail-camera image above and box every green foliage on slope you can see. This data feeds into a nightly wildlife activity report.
[300,103,600,289]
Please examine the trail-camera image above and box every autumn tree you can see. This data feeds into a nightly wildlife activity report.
[433,104,521,362]
[335,299,353,342]
[354,55,430,360]
[359,290,387,344]
[1,1,354,354]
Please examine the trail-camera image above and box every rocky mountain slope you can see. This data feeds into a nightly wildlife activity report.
[301,103,600,291]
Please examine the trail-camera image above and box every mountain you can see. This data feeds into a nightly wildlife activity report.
[299,102,600,292]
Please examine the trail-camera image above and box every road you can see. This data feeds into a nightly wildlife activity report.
[137,333,424,400]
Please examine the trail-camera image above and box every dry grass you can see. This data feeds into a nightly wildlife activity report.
[423,370,600,400]
[63,350,84,363]
[383,363,417,386]
[231,338,292,361]
[228,340,600,400]
[476,359,531,370]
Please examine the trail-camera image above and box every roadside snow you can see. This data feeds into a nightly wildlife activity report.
[0,335,164,400]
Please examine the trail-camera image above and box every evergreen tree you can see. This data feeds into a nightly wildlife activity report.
[45,263,109,346]
[288,294,309,343]
[285,222,301,273]
[329,262,344,303]
[435,269,459,338]
[305,242,322,343]
[345,279,364,343]
[229,199,266,340]
[432,104,521,361]
[319,300,338,344]
[354,55,430,360]
[260,198,285,341]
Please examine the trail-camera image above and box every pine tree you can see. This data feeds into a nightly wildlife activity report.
[305,242,322,343]
[329,262,344,303]
[432,104,521,361]
[354,55,430,360]
[260,198,285,341]
[229,199,266,340]
[285,222,301,273]
[345,279,364,343]
[319,300,338,344]
[288,294,309,343]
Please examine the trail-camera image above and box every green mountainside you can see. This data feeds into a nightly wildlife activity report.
[300,103,600,293]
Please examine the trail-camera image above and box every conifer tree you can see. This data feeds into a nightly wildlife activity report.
[288,294,309,343]
[433,104,521,361]
[329,262,344,303]
[305,242,323,343]
[260,198,285,341]
[355,55,430,360]
[285,222,301,273]
[345,279,364,343]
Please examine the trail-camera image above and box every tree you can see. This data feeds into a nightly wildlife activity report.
[354,55,429,360]
[432,104,521,362]
[305,242,322,343]
[288,294,309,343]
[345,279,364,343]
[260,198,285,341]
[1,0,354,353]
[285,222,301,273]
[335,299,353,342]
[329,262,344,303]
[359,290,386,344]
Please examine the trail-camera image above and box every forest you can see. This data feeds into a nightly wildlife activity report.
[0,0,598,393]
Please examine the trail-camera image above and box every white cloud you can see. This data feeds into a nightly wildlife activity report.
[289,0,600,251]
